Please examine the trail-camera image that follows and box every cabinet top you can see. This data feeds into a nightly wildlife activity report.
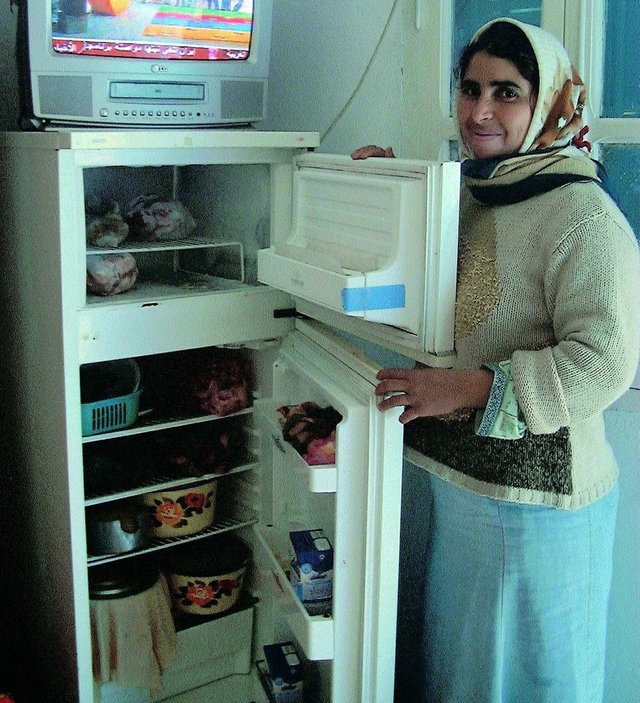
[0,129,320,151]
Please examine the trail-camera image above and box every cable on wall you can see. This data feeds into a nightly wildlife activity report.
[320,0,401,144]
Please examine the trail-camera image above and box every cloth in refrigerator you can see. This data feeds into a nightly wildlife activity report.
[90,573,176,692]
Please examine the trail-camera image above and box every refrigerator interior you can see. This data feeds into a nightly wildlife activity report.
[85,321,399,703]
[83,160,272,304]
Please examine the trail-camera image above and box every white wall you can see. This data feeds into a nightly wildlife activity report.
[262,0,403,155]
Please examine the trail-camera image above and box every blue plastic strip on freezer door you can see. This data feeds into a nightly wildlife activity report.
[341,284,406,312]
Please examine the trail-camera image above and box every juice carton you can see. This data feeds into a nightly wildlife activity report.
[289,529,333,616]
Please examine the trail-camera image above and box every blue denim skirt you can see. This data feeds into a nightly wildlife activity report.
[423,474,619,703]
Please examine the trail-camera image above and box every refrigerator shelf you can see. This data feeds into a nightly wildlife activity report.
[87,516,256,567]
[254,400,337,493]
[255,526,334,661]
[81,406,253,444]
[87,238,243,256]
[86,272,250,306]
[84,461,257,506]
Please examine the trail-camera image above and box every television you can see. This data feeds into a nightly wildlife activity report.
[15,0,273,129]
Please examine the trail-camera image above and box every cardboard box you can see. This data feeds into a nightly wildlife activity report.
[262,641,304,703]
[289,529,333,616]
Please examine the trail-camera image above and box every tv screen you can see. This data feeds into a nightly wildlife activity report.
[17,0,272,129]
[53,1,255,62]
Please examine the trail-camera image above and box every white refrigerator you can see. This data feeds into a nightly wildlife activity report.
[0,129,459,703]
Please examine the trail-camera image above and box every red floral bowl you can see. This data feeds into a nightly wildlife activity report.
[140,481,217,538]
[163,535,250,616]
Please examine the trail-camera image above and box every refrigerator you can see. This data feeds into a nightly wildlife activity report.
[0,129,459,703]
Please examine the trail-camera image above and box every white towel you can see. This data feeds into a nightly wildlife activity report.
[90,574,177,692]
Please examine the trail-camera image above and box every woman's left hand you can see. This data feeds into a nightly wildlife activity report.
[375,367,493,424]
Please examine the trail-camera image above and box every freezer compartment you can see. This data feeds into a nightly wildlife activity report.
[258,154,460,348]
[81,161,274,307]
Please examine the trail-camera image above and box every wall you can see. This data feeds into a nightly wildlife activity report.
[262,0,402,155]
[0,3,19,131]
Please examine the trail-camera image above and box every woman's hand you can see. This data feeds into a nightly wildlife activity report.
[375,367,493,424]
[351,144,395,160]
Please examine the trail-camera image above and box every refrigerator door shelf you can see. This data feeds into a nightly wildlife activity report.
[254,399,337,493]
[255,526,334,661]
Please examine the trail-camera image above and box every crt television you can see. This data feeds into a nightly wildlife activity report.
[15,0,273,129]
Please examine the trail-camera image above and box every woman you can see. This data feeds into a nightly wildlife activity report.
[353,18,640,703]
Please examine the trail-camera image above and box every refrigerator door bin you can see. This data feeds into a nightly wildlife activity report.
[255,526,334,661]
[254,399,337,493]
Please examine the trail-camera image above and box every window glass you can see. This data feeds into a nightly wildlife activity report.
[451,1,541,114]
[601,144,640,242]
[603,0,640,117]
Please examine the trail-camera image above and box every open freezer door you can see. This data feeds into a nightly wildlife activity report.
[258,153,460,362]
[253,319,403,702]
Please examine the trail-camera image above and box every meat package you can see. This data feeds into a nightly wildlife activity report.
[86,253,138,296]
[125,194,197,242]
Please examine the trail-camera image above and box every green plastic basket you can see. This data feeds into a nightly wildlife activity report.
[81,389,141,437]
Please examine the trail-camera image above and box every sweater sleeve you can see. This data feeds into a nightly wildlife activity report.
[511,212,640,435]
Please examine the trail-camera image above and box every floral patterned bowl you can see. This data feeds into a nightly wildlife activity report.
[140,480,217,538]
[163,535,250,616]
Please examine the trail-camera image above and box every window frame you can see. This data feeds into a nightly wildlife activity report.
[401,0,639,158]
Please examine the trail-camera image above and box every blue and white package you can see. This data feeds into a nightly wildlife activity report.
[263,641,304,702]
[289,529,333,616]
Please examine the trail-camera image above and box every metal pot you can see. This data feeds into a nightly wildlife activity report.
[89,562,159,600]
[86,502,150,556]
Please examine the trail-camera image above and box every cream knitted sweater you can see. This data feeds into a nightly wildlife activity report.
[405,180,640,509]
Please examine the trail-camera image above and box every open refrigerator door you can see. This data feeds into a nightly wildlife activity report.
[250,319,403,703]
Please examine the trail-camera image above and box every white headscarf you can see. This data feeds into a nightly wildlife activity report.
[458,18,590,159]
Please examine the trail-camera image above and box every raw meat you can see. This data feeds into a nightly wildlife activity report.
[87,253,138,296]
[85,197,130,247]
[192,356,252,416]
[125,194,196,242]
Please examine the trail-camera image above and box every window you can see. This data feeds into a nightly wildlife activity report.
[602,0,640,118]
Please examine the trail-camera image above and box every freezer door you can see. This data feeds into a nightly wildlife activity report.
[257,153,460,363]
[257,319,403,702]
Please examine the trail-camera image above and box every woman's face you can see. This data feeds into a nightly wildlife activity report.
[457,50,537,159]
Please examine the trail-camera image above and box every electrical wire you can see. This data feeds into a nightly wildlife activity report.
[320,0,401,144]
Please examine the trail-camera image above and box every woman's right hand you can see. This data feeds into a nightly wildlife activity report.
[350,144,395,160]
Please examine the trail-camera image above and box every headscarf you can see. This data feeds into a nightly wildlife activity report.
[457,18,602,205]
